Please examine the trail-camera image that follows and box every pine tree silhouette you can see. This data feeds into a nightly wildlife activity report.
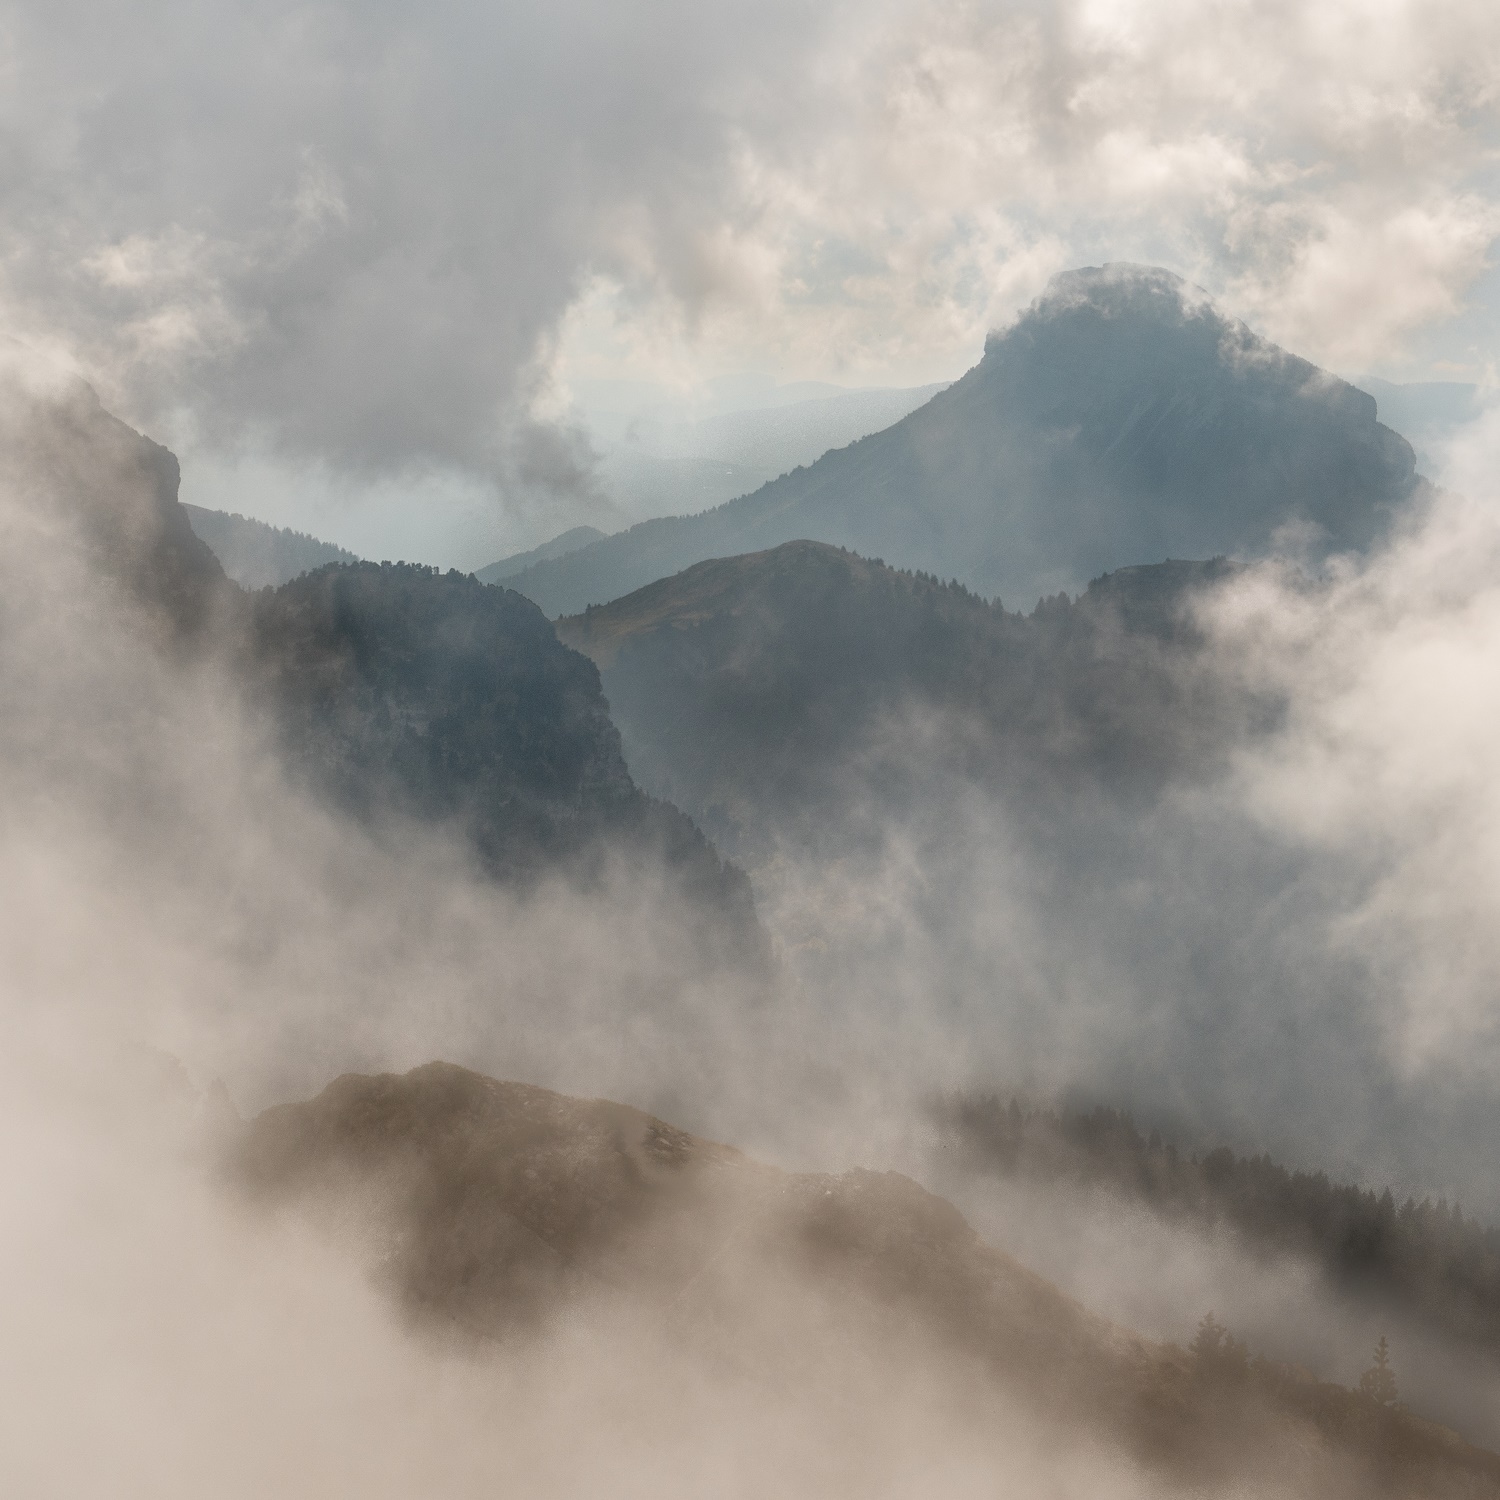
[1358,1336,1398,1406]
[1190,1312,1248,1382]
[1191,1311,1229,1364]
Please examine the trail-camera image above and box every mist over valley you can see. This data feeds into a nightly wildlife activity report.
[6,5,1500,1494]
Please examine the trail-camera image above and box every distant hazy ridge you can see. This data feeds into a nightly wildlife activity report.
[511,265,1419,617]
[183,503,360,588]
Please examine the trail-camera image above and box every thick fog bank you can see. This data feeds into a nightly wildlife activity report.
[3,1059,1178,1500]
[578,472,1500,1211]
[0,366,775,1127]
[4,363,1500,1488]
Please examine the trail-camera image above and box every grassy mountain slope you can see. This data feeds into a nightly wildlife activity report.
[232,1061,1500,1497]
[510,265,1417,617]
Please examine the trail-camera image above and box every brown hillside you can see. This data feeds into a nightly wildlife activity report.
[233,1062,1500,1498]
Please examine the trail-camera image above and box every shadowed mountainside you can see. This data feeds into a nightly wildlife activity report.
[510,265,1419,617]
[231,1061,1500,1497]
[558,539,1260,858]
[246,561,764,953]
[4,375,764,957]
[183,503,360,588]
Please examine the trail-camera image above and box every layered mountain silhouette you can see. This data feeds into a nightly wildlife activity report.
[508,265,1419,617]
[4,374,763,955]
[231,1061,1500,1496]
[183,503,360,589]
[558,539,1261,858]
[475,523,605,584]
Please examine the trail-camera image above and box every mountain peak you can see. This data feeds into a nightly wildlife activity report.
[501,266,1418,617]
[1022,261,1208,323]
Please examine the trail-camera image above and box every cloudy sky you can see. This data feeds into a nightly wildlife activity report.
[4,0,1499,560]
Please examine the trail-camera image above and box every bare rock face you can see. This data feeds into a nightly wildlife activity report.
[505,264,1420,617]
[0,368,231,640]
[232,1063,1500,1498]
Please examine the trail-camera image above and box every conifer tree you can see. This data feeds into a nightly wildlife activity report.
[1191,1311,1228,1364]
[1358,1336,1398,1406]
[1191,1312,1248,1381]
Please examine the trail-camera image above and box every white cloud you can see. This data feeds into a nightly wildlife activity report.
[1202,420,1500,1075]
[1,0,1498,520]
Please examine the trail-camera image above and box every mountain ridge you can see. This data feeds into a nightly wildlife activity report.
[5,375,766,960]
[510,265,1418,617]
[475,524,606,584]
[230,1060,1500,1496]
[557,539,1256,858]
[183,503,360,589]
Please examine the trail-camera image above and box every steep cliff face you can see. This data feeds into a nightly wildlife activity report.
[507,265,1419,617]
[0,371,230,638]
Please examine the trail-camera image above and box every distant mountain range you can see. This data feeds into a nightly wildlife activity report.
[183,503,360,588]
[474,524,605,584]
[22,310,1500,1484]
[506,265,1420,617]
[585,382,949,520]
[471,386,947,581]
